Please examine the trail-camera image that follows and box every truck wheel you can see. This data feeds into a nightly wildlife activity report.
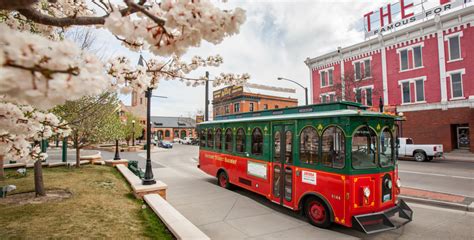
[304,197,331,228]
[414,151,426,162]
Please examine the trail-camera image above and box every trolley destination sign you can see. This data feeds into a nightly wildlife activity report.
[364,0,465,38]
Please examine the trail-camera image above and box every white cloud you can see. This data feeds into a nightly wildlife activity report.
[96,0,392,117]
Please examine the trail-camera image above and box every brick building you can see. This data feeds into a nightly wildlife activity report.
[305,0,474,152]
[212,85,298,118]
[151,116,197,141]
[120,89,147,140]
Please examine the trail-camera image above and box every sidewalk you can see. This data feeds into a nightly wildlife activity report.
[400,187,474,212]
[443,150,474,162]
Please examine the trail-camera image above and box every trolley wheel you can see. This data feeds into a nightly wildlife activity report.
[414,151,426,162]
[217,171,231,189]
[304,197,331,228]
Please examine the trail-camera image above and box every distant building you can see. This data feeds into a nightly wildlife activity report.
[151,116,197,141]
[120,89,147,140]
[212,86,298,118]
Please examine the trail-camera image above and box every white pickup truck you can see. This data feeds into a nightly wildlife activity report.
[398,137,443,162]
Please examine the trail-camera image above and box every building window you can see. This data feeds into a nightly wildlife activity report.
[200,130,206,147]
[300,127,319,165]
[448,35,461,61]
[399,44,424,71]
[402,82,410,104]
[319,68,334,87]
[450,72,464,98]
[234,103,240,113]
[400,49,409,71]
[320,71,327,87]
[364,59,371,77]
[321,126,345,168]
[225,128,232,152]
[320,92,335,103]
[328,69,334,86]
[263,104,268,110]
[225,105,230,114]
[249,103,254,112]
[251,128,263,155]
[415,79,425,102]
[236,128,246,153]
[321,95,327,103]
[275,105,279,109]
[140,98,143,104]
[355,89,362,103]
[329,94,335,103]
[207,129,214,148]
[215,129,222,150]
[165,130,170,137]
[413,46,423,68]
[366,88,373,106]
[354,62,361,80]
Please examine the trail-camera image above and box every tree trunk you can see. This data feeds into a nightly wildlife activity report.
[76,147,81,168]
[34,160,46,196]
[0,155,4,180]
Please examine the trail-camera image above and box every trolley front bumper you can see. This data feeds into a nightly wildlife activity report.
[352,199,413,234]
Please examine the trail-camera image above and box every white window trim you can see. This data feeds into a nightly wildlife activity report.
[398,76,427,105]
[352,56,373,81]
[320,91,336,103]
[353,85,374,106]
[446,68,466,100]
[319,66,334,88]
[397,42,425,72]
[444,31,464,63]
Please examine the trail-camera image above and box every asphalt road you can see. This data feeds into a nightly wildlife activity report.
[141,144,473,240]
[398,158,474,198]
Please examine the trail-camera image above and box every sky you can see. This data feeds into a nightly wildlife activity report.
[89,0,397,118]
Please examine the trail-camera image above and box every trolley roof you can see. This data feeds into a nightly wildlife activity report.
[200,102,397,125]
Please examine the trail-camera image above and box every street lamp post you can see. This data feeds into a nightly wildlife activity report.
[143,88,156,185]
[204,71,210,121]
[114,110,121,160]
[132,120,136,146]
[277,77,308,105]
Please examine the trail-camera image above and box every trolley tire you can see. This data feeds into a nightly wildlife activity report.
[217,171,231,189]
[304,197,331,228]
[414,151,426,162]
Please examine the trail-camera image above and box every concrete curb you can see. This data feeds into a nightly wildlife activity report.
[400,195,471,212]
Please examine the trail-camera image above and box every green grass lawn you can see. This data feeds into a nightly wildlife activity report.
[0,165,173,239]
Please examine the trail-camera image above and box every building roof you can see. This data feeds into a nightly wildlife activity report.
[150,116,196,128]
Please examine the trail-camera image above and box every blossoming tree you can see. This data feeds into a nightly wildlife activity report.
[0,0,248,194]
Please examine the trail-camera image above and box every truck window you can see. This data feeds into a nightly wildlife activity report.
[406,138,414,144]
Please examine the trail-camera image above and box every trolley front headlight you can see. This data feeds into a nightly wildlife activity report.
[396,179,401,188]
[363,187,371,198]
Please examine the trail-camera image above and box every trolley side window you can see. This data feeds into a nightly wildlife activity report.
[321,126,345,168]
[300,126,319,165]
[352,126,377,169]
[285,131,293,164]
[207,129,214,148]
[251,128,263,155]
[215,128,222,150]
[380,128,394,167]
[200,129,206,148]
[225,128,233,152]
[236,128,246,153]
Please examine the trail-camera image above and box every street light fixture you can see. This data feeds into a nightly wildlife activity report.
[277,77,308,105]
[132,120,136,146]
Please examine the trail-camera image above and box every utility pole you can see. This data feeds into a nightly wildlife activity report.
[204,71,209,121]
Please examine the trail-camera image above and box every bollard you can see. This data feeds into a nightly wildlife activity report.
[62,137,68,163]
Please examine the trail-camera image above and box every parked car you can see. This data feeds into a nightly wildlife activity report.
[173,138,181,143]
[181,137,194,145]
[398,137,443,162]
[160,140,173,149]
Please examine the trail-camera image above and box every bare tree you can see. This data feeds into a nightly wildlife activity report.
[329,69,382,106]
[64,27,111,60]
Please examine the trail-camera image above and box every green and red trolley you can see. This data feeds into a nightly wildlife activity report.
[197,102,412,234]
